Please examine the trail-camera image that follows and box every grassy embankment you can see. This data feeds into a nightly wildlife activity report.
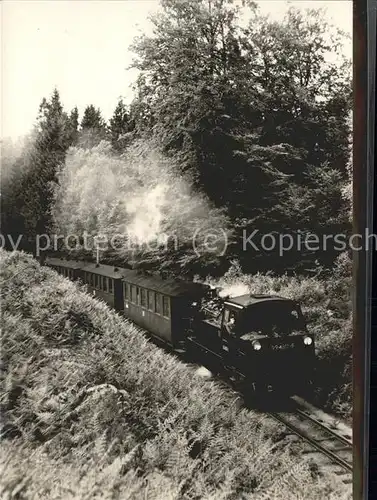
[1,250,351,499]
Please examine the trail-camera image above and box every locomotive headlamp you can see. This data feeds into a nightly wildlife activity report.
[252,340,262,351]
[192,301,198,306]
[303,336,313,346]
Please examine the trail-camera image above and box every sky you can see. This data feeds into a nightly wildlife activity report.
[1,0,352,140]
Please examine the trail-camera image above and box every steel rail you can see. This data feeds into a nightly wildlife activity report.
[269,411,353,473]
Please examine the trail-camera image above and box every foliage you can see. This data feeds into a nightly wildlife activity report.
[0,250,351,499]
[130,0,352,272]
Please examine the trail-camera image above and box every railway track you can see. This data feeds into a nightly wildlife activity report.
[151,344,354,484]
[190,360,353,485]
[268,400,352,484]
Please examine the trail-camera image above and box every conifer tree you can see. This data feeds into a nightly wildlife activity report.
[109,98,131,150]
[67,106,79,145]
[6,88,71,251]
[79,105,108,146]
[80,105,106,131]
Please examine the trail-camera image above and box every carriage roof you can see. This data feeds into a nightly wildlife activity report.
[45,257,84,270]
[121,269,210,298]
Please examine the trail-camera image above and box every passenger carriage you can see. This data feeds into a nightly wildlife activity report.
[45,257,84,281]
[121,270,209,348]
[80,262,124,310]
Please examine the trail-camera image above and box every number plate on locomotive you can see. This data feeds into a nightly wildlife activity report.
[271,342,295,350]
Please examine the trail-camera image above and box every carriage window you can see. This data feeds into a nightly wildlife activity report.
[91,273,95,287]
[162,296,170,318]
[148,290,154,312]
[103,277,108,292]
[124,282,129,300]
[109,278,113,293]
[140,288,147,308]
[155,293,162,315]
[95,274,99,288]
[136,287,140,305]
[131,285,136,303]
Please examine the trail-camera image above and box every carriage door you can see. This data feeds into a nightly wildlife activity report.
[221,307,238,362]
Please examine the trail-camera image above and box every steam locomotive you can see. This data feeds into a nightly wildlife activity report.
[45,257,316,395]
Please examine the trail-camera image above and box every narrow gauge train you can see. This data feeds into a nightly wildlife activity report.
[45,257,316,394]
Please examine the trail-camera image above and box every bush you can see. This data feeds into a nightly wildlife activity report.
[0,250,351,499]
